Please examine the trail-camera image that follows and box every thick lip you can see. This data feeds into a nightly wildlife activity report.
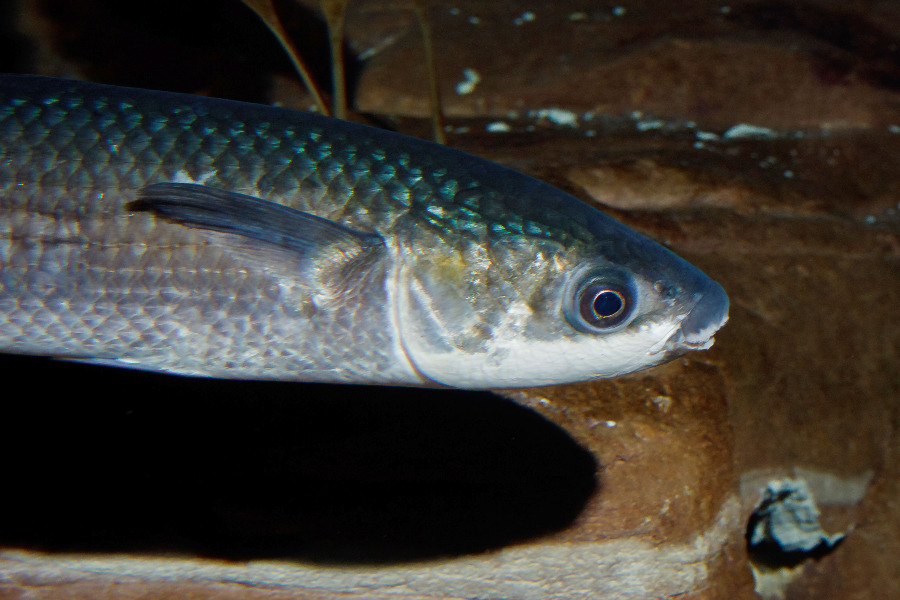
[669,280,730,351]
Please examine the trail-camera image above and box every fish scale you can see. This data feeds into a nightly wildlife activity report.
[0,74,728,388]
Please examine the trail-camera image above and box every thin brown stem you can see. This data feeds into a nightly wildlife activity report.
[413,0,445,144]
[319,0,349,120]
[241,0,331,116]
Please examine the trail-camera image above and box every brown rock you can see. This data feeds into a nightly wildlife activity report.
[344,0,900,132]
[500,360,756,599]
[560,133,899,599]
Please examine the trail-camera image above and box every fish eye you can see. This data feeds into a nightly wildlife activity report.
[568,275,636,332]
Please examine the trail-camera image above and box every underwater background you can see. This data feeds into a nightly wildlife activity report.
[0,1,898,598]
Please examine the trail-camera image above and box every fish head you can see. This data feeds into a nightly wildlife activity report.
[392,180,728,389]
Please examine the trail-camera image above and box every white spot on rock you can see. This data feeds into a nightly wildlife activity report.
[748,478,844,554]
[723,123,777,139]
[513,11,535,25]
[529,108,579,128]
[456,68,481,95]
[636,119,665,131]
[651,395,672,412]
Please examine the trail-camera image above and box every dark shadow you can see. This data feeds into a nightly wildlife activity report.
[0,354,597,563]
[747,536,844,569]
[31,0,289,101]
[728,2,900,90]
[0,0,36,73]
[29,0,362,107]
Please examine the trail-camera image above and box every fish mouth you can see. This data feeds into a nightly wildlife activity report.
[668,280,730,351]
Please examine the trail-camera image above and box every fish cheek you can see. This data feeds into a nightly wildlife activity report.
[522,273,576,343]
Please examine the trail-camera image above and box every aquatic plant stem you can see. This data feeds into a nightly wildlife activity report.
[242,0,331,116]
[319,0,349,121]
[413,0,446,144]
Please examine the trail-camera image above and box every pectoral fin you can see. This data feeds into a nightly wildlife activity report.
[130,183,383,264]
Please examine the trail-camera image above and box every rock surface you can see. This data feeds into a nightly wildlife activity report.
[2,0,899,598]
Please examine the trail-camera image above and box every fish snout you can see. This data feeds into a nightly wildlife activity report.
[674,280,729,350]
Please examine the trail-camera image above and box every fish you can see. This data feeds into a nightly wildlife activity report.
[0,74,728,389]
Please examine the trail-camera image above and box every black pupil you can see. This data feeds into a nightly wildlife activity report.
[593,291,623,318]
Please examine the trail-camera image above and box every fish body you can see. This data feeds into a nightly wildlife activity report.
[0,74,728,388]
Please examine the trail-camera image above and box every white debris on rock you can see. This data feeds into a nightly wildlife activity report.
[528,108,579,128]
[748,477,844,554]
[455,69,481,95]
[723,123,778,139]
